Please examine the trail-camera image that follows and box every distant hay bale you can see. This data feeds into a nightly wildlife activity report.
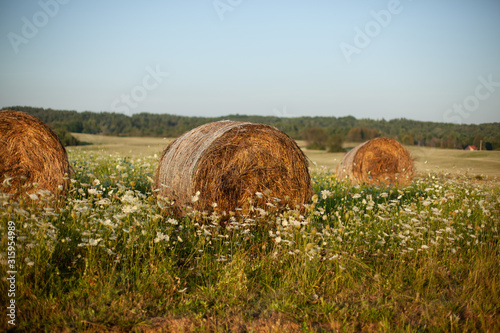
[0,110,72,197]
[336,137,415,186]
[154,120,311,217]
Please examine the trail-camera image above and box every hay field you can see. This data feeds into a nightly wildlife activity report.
[72,133,500,177]
[72,133,173,157]
[2,133,499,332]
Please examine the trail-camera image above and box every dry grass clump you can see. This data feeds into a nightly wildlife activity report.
[0,110,72,197]
[336,137,415,186]
[154,120,311,217]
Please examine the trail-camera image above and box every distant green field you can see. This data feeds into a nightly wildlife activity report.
[72,133,500,178]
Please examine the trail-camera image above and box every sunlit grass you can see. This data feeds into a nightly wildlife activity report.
[1,150,499,332]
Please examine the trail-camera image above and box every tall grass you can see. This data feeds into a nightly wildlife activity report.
[1,150,499,332]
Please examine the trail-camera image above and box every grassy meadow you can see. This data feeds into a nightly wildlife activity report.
[1,134,499,332]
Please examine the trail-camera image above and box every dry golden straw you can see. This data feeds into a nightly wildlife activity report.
[336,137,415,186]
[0,110,72,197]
[154,120,311,216]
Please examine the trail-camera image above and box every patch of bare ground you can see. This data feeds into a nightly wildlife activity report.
[111,314,342,333]
[139,316,308,333]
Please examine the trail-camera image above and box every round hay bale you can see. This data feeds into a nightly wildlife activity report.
[0,110,72,197]
[154,120,311,216]
[336,137,415,186]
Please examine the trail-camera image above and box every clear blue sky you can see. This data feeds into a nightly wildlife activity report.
[1,0,499,124]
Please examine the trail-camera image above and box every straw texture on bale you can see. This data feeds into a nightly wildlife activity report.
[154,120,311,216]
[336,137,415,186]
[0,110,72,196]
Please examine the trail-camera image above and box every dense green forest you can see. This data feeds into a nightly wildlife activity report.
[3,106,500,150]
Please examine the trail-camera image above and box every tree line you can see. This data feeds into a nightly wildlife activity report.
[3,106,500,150]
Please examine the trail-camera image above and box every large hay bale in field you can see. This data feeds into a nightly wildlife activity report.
[336,137,415,186]
[0,110,72,196]
[154,120,311,217]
